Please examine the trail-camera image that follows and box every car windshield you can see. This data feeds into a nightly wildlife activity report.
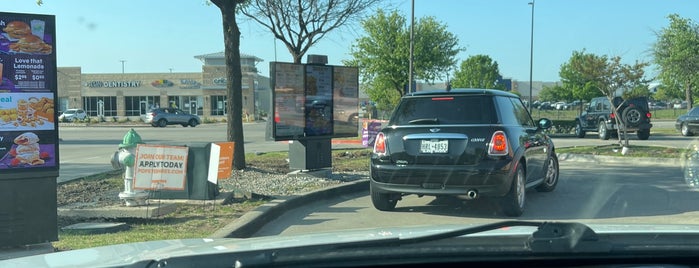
[3,0,699,266]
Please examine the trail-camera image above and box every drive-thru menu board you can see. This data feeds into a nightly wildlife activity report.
[269,62,359,141]
[272,62,305,138]
[0,12,58,174]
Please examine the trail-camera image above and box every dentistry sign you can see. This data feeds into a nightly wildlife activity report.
[133,144,188,190]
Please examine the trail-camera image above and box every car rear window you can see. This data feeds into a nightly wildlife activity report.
[390,95,497,125]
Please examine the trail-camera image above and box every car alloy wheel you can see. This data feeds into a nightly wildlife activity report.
[502,164,525,217]
[536,154,559,192]
[622,106,642,127]
[158,119,167,127]
[598,121,610,140]
[189,119,198,127]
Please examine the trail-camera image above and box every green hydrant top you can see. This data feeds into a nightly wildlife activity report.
[119,128,144,149]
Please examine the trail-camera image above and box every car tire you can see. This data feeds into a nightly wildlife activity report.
[598,121,610,140]
[575,120,586,138]
[370,184,397,211]
[501,164,525,217]
[189,119,198,127]
[637,129,650,140]
[536,154,559,192]
[682,123,693,136]
[622,106,643,127]
[157,119,167,127]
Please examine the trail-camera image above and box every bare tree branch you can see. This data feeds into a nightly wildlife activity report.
[241,0,382,63]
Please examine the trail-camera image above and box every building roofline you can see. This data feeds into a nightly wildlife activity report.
[194,51,264,63]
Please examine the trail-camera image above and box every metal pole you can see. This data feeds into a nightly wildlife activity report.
[528,0,535,110]
[409,0,414,94]
[120,60,126,74]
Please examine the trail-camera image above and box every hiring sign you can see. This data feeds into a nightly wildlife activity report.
[133,144,188,190]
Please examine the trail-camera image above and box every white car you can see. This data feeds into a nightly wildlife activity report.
[58,108,88,122]
[554,101,567,110]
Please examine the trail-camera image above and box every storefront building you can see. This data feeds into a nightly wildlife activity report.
[56,52,271,121]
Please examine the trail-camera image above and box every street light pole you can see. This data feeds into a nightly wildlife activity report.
[408,0,414,94]
[528,0,535,110]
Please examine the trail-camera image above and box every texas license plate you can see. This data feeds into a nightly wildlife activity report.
[420,140,448,153]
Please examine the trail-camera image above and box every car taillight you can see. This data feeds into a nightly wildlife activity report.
[488,131,508,156]
[647,112,652,119]
[374,132,386,154]
[610,113,615,119]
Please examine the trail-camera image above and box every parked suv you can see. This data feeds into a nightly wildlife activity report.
[574,96,652,140]
[143,108,201,127]
[370,89,559,217]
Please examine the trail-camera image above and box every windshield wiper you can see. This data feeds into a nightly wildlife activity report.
[407,118,439,125]
[337,221,611,253]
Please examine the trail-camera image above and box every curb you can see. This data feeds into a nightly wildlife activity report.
[210,179,369,239]
[558,153,683,167]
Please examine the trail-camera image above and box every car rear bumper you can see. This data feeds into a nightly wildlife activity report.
[370,161,513,197]
[608,122,652,131]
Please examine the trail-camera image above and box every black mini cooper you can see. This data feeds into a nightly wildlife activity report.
[370,89,559,216]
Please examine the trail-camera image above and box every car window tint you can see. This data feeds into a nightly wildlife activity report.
[602,99,610,111]
[391,95,496,125]
[510,97,535,127]
[495,96,517,125]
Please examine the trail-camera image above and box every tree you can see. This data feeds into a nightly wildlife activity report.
[653,14,699,111]
[559,50,606,105]
[538,85,572,102]
[451,55,504,89]
[240,0,381,64]
[347,9,461,108]
[211,0,246,170]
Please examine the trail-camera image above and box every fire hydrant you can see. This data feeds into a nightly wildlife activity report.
[111,129,149,206]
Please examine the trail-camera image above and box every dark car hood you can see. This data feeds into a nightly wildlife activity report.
[5,223,699,267]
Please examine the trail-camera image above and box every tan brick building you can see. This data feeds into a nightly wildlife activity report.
[56,52,271,120]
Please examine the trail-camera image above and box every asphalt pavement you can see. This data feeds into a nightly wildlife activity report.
[2,120,688,260]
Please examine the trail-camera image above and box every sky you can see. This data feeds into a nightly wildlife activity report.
[2,0,698,82]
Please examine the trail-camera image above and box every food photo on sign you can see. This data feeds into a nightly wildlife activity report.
[0,13,56,93]
[0,92,55,130]
[0,130,55,169]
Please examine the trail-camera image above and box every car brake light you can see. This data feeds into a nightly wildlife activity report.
[610,113,615,119]
[647,112,652,119]
[374,132,386,154]
[488,131,508,156]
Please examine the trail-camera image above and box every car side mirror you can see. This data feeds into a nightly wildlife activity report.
[538,118,552,129]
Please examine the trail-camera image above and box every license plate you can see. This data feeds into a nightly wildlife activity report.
[420,140,448,154]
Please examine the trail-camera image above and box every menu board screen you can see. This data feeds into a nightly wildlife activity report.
[271,62,305,139]
[304,65,333,136]
[0,12,58,175]
[269,62,360,141]
[332,66,359,138]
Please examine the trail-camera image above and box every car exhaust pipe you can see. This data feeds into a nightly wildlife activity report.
[466,189,478,200]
